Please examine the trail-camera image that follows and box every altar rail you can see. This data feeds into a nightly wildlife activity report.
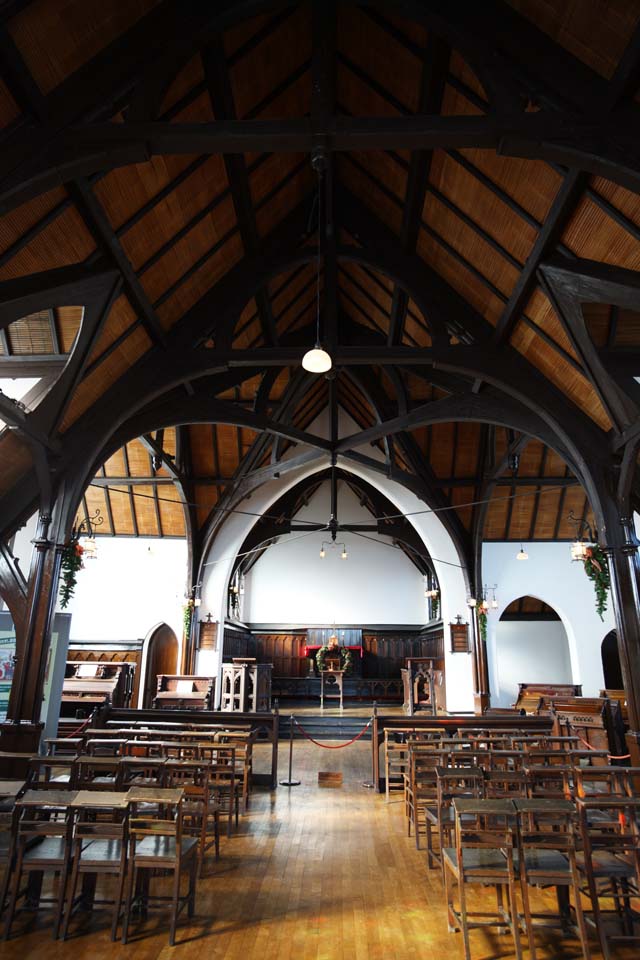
[371,713,554,792]
[271,676,403,701]
[92,705,279,789]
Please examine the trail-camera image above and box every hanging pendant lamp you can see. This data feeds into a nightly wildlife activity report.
[302,152,332,374]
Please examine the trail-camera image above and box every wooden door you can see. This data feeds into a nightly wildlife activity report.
[142,624,178,708]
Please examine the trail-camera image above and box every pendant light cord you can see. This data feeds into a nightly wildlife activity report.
[315,165,323,346]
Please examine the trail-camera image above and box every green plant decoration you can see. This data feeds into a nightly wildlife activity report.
[183,600,194,637]
[59,540,84,609]
[478,610,487,643]
[316,644,353,674]
[583,545,611,620]
[431,595,439,619]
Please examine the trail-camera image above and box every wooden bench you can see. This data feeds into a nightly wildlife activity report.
[514,682,582,715]
[153,675,215,711]
[61,661,135,716]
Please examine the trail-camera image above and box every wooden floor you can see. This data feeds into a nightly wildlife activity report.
[1,738,637,959]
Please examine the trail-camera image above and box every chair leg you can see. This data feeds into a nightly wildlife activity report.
[519,876,537,960]
[569,861,592,960]
[214,810,220,860]
[3,846,24,940]
[188,856,197,919]
[121,861,137,944]
[169,865,182,946]
[61,852,80,940]
[53,857,70,940]
[507,875,523,960]
[457,870,472,960]
[111,862,127,942]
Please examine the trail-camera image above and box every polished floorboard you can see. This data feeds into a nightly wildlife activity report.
[0,736,636,959]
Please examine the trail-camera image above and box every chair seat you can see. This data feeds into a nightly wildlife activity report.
[134,835,198,861]
[522,849,570,875]
[443,846,514,876]
[78,838,124,866]
[575,850,637,878]
[22,837,68,863]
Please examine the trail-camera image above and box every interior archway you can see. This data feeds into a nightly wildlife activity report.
[493,595,572,708]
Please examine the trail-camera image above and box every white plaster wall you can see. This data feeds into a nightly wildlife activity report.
[243,481,426,624]
[493,619,571,708]
[59,537,187,651]
[199,406,474,712]
[483,541,615,704]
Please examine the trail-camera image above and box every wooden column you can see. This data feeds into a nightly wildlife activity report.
[1,513,63,753]
[605,515,640,766]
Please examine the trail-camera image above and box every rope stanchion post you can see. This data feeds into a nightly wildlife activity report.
[362,703,376,789]
[279,713,300,787]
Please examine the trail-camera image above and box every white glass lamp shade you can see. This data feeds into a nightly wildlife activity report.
[570,540,589,562]
[516,544,528,561]
[341,547,348,560]
[302,344,332,373]
[82,536,98,560]
[467,597,477,608]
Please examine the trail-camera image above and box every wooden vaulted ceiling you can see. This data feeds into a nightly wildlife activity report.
[0,0,639,561]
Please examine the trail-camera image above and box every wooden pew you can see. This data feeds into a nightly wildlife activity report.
[153,675,215,710]
[599,689,629,728]
[514,682,582,715]
[61,661,135,716]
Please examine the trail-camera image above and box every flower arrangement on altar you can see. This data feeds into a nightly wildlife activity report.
[316,636,353,674]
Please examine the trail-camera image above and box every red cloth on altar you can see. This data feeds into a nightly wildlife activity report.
[303,644,364,658]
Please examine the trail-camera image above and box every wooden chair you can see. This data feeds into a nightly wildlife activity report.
[208,758,240,838]
[3,792,76,940]
[523,764,573,800]
[164,761,220,875]
[84,738,127,756]
[121,787,198,946]
[576,796,640,960]
[74,756,121,790]
[482,769,528,799]
[426,767,484,875]
[27,755,76,790]
[118,756,166,789]
[61,793,129,941]
[443,798,522,960]
[515,798,592,960]
[404,746,446,848]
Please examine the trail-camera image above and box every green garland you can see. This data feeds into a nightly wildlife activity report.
[59,540,84,609]
[431,595,439,619]
[478,610,487,643]
[583,545,611,621]
[183,601,194,637]
[316,644,353,674]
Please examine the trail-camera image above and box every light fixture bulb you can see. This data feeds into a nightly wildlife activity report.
[516,544,528,561]
[319,546,325,558]
[341,547,347,560]
[302,343,332,373]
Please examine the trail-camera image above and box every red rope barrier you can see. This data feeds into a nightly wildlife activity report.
[63,716,92,739]
[568,723,630,761]
[292,717,372,749]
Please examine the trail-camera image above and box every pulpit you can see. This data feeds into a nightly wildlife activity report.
[221,658,272,712]
[401,658,444,715]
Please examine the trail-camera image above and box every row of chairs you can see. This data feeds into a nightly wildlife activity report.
[395,730,640,959]
[443,794,640,960]
[1,786,199,945]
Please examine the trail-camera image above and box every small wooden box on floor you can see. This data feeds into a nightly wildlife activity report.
[221,660,272,712]
[318,771,343,788]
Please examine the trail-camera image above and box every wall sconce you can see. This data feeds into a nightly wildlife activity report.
[71,507,103,560]
[568,510,596,562]
[466,596,477,608]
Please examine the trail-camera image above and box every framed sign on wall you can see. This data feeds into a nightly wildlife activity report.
[450,620,470,654]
